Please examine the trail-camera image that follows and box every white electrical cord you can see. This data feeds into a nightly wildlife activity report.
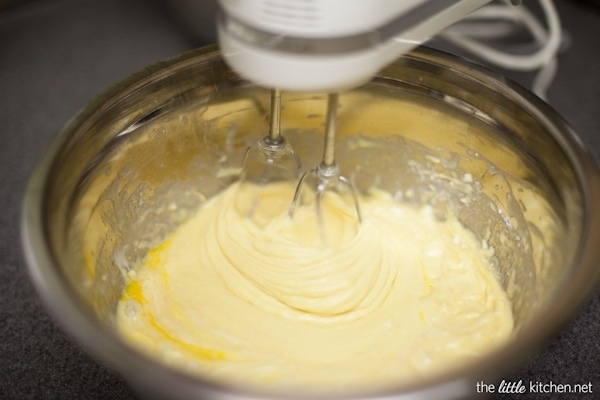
[440,0,564,100]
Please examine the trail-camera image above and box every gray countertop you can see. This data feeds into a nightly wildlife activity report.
[1,0,598,399]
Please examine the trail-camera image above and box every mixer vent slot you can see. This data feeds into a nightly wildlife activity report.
[261,0,322,27]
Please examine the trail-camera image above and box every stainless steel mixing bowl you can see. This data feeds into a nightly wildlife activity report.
[22,45,600,399]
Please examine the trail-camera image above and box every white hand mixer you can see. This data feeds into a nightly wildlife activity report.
[217,0,519,91]
[216,0,560,228]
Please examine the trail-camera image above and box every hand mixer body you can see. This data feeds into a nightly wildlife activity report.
[217,0,493,92]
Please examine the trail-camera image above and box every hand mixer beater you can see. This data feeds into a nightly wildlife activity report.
[289,93,362,230]
[240,91,363,242]
[239,89,301,218]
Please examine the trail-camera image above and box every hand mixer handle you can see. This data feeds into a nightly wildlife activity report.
[217,0,495,91]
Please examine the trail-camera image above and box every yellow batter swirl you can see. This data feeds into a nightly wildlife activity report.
[116,181,513,391]
[212,183,398,322]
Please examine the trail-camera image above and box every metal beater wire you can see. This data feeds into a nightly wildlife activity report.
[289,93,362,238]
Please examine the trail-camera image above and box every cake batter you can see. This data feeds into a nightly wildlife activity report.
[116,181,513,391]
